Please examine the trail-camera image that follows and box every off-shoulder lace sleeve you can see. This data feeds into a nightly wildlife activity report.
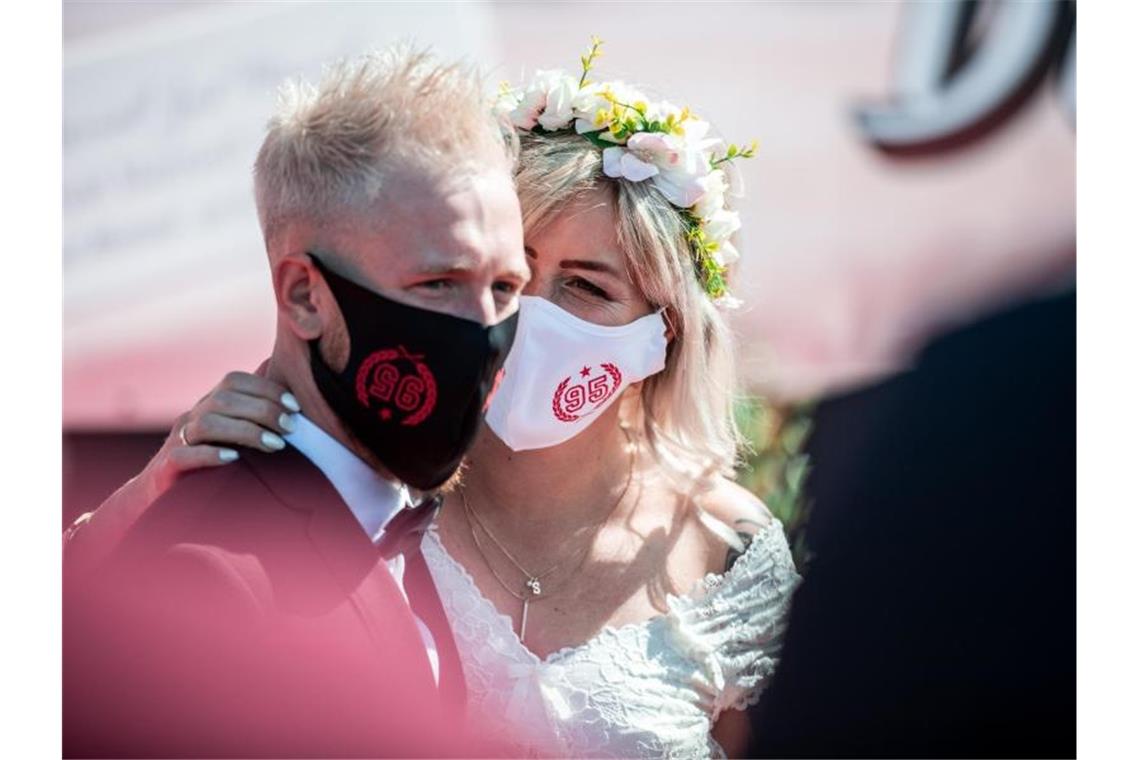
[664,520,801,719]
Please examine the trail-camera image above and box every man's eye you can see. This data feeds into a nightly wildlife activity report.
[567,277,609,300]
[493,280,521,296]
[415,279,454,292]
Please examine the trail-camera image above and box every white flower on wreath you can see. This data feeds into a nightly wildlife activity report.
[538,72,580,131]
[572,81,648,142]
[693,169,728,219]
[503,69,580,131]
[602,129,714,208]
[704,208,742,265]
[644,98,687,126]
[571,81,610,132]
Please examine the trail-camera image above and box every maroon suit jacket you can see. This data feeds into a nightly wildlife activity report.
[63,444,465,758]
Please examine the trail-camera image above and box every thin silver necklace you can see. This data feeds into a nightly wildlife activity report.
[459,433,635,643]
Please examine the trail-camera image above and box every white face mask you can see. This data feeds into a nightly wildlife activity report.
[485,295,668,451]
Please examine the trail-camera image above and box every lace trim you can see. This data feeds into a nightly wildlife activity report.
[691,518,790,595]
[674,518,796,607]
[423,518,789,665]
[423,523,525,651]
[664,521,799,718]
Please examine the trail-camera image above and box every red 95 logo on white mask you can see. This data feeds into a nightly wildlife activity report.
[552,363,622,422]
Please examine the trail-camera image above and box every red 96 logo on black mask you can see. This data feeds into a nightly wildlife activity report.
[354,346,437,426]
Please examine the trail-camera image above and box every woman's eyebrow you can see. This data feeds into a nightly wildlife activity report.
[559,258,619,276]
[526,243,620,276]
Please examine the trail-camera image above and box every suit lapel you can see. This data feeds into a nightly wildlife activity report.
[242,446,437,687]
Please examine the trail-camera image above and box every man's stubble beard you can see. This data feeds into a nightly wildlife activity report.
[319,317,351,374]
[435,458,469,496]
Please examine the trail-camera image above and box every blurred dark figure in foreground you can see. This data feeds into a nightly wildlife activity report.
[750,285,1076,758]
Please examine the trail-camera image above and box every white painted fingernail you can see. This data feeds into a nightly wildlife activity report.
[219,448,240,463]
[262,431,286,451]
[281,392,301,413]
[279,413,296,433]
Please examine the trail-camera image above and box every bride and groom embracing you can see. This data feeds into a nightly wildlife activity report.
[63,41,799,758]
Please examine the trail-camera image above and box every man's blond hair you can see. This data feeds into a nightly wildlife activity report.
[254,45,515,248]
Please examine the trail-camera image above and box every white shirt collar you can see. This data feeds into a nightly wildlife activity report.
[283,413,410,543]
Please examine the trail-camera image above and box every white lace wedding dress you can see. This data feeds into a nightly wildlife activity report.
[422,519,801,758]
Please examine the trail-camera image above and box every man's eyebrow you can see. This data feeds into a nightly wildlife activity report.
[409,250,480,275]
[411,261,530,282]
[412,262,475,276]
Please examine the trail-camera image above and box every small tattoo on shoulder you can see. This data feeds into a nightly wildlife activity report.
[724,531,754,572]
[724,518,765,572]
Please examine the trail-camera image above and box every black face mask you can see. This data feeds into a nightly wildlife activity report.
[307,254,517,490]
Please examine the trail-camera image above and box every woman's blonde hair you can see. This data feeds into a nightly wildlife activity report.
[514,131,745,487]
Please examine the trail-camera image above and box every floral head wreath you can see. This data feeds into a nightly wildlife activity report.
[495,37,756,307]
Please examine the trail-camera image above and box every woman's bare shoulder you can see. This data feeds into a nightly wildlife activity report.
[700,477,774,531]
[693,477,776,574]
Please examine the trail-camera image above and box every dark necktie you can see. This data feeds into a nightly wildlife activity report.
[377,495,467,714]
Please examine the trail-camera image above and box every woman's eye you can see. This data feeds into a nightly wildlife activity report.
[567,277,609,300]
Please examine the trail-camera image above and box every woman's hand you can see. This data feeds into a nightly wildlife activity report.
[64,369,301,572]
[145,371,301,501]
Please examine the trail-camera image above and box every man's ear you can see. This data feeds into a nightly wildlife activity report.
[274,254,325,340]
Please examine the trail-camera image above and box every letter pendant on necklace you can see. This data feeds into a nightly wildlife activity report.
[519,579,540,643]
